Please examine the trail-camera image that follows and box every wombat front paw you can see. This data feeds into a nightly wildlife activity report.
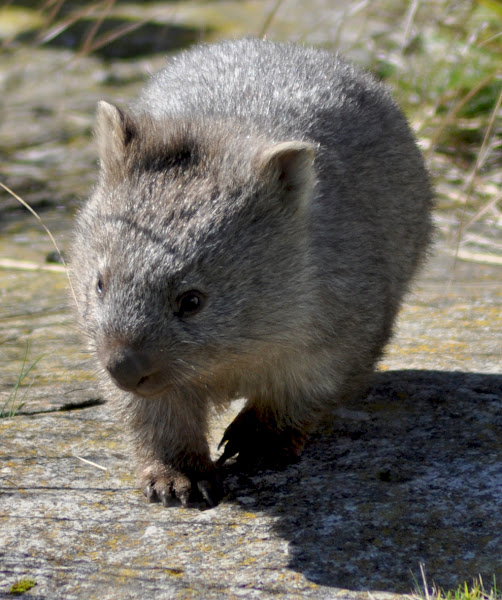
[139,465,224,508]
[217,407,307,471]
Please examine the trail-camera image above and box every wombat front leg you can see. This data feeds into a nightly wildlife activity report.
[126,394,224,508]
[217,401,311,471]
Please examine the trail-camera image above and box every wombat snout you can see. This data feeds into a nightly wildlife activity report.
[100,346,164,396]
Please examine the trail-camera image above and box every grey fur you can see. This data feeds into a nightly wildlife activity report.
[70,38,433,507]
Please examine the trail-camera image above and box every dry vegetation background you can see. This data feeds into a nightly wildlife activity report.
[0,0,501,263]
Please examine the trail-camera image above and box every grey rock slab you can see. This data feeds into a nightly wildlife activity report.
[0,403,356,600]
[1,247,502,598]
[2,369,502,598]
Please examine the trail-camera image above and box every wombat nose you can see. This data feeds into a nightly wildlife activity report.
[104,347,157,392]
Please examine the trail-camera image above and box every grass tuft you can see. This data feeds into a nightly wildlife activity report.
[1,343,44,418]
[411,564,502,600]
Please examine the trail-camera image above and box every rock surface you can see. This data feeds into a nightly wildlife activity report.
[1,245,502,599]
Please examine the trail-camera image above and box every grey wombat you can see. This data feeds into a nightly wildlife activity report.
[70,38,433,508]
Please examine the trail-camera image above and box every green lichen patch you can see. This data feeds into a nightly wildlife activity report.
[9,578,36,595]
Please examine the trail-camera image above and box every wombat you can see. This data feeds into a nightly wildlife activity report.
[70,38,433,508]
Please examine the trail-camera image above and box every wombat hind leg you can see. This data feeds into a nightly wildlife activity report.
[217,405,308,472]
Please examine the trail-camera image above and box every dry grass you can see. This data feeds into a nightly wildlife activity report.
[409,564,501,600]
[1,0,500,253]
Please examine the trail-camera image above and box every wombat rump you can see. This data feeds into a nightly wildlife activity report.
[70,38,433,507]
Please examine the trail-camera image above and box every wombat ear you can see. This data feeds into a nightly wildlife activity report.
[256,141,316,209]
[95,101,136,171]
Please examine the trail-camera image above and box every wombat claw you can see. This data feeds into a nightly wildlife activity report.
[143,470,224,508]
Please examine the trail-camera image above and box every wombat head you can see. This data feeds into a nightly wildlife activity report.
[70,102,316,400]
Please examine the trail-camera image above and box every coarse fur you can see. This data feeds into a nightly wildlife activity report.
[70,38,433,507]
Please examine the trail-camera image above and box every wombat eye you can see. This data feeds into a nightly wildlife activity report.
[175,290,205,318]
[96,276,105,297]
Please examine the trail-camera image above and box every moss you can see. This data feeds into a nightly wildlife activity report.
[9,578,36,595]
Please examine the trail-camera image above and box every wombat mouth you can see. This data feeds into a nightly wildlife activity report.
[112,371,169,397]
[101,345,169,397]
[107,369,169,398]
[134,373,170,397]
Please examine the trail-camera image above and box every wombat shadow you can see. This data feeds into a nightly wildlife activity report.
[223,370,502,593]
